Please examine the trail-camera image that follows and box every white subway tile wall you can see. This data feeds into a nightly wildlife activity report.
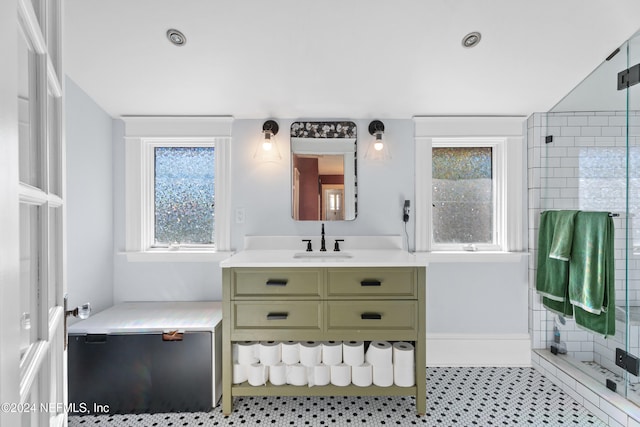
[528,110,640,418]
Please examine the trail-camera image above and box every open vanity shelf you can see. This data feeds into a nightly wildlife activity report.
[230,382,418,397]
[220,257,426,415]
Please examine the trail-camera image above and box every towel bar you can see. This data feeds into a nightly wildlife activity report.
[540,210,619,217]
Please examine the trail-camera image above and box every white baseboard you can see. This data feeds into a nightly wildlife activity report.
[426,333,531,367]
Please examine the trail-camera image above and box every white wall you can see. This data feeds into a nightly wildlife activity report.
[59,107,533,364]
[111,118,414,303]
[111,120,221,303]
[230,119,415,248]
[426,260,529,334]
[108,117,529,350]
[65,77,114,314]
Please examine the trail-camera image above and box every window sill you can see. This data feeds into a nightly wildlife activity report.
[414,251,528,263]
[122,250,234,263]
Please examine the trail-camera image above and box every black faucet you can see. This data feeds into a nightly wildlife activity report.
[320,223,326,251]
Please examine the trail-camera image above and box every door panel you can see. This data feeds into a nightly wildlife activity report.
[12,0,66,425]
[625,31,640,407]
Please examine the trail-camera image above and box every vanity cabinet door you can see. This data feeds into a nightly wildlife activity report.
[326,268,417,299]
[326,300,417,333]
[231,268,323,299]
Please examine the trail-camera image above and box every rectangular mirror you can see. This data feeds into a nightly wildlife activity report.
[291,121,357,221]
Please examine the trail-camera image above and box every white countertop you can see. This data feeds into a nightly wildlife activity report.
[219,249,426,268]
[68,301,223,334]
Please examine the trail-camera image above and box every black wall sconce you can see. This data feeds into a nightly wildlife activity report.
[255,120,281,161]
[365,120,391,160]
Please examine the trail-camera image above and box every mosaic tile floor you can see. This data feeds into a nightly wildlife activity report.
[69,367,606,426]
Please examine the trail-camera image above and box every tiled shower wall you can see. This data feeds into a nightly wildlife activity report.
[528,111,640,380]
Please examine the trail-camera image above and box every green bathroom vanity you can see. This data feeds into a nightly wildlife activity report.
[220,239,427,415]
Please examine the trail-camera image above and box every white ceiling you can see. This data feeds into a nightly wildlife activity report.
[64,0,640,119]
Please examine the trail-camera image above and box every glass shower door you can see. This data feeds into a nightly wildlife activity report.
[543,29,636,402]
[624,30,640,406]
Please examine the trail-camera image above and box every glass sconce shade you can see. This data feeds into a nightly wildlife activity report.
[365,120,391,160]
[255,120,281,161]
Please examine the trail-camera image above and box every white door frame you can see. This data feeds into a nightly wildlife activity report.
[3,0,67,425]
[1,0,23,425]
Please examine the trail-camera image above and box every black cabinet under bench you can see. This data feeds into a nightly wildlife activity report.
[68,302,222,414]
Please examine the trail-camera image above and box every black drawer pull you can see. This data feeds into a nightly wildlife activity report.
[361,313,382,320]
[267,312,289,320]
[266,279,288,286]
[360,280,381,287]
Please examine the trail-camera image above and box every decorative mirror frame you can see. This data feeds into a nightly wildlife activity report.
[290,121,358,221]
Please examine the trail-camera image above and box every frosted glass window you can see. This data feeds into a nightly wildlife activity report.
[578,146,640,248]
[432,147,493,244]
[154,147,215,246]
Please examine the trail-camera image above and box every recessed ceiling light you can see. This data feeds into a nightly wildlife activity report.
[166,29,187,46]
[462,31,481,48]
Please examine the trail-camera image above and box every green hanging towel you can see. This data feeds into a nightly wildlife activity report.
[549,211,579,261]
[536,211,575,317]
[569,212,615,337]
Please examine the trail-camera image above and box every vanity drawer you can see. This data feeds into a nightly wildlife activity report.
[326,268,417,299]
[232,301,322,331]
[231,268,323,299]
[326,301,417,331]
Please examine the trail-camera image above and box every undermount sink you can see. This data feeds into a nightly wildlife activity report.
[293,251,353,260]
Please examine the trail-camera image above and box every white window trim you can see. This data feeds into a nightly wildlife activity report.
[414,116,526,255]
[123,116,233,261]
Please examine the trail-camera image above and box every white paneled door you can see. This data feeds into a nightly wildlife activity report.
[2,0,67,426]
